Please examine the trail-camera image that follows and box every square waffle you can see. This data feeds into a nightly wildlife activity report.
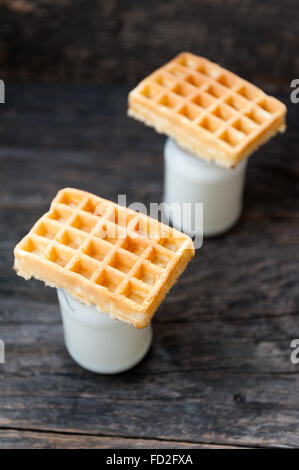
[128,52,287,168]
[14,188,195,328]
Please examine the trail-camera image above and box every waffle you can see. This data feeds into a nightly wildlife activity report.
[14,188,194,328]
[128,52,287,168]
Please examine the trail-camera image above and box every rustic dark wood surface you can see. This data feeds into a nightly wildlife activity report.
[0,83,298,449]
[0,0,297,93]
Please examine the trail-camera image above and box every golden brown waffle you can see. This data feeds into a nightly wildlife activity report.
[128,52,286,168]
[14,188,194,328]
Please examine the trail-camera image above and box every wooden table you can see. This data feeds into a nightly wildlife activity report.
[0,84,298,449]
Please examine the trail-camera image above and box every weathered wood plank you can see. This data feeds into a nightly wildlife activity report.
[0,84,294,217]
[1,297,298,375]
[0,84,298,448]
[0,295,299,448]
[2,214,299,321]
[0,0,297,92]
[0,430,245,449]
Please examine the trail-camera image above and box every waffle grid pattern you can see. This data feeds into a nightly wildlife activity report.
[129,53,286,167]
[15,189,194,326]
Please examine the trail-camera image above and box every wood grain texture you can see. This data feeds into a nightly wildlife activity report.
[0,0,297,92]
[0,83,298,449]
[0,430,245,449]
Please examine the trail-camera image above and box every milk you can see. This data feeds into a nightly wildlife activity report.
[57,289,153,374]
[163,138,248,237]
